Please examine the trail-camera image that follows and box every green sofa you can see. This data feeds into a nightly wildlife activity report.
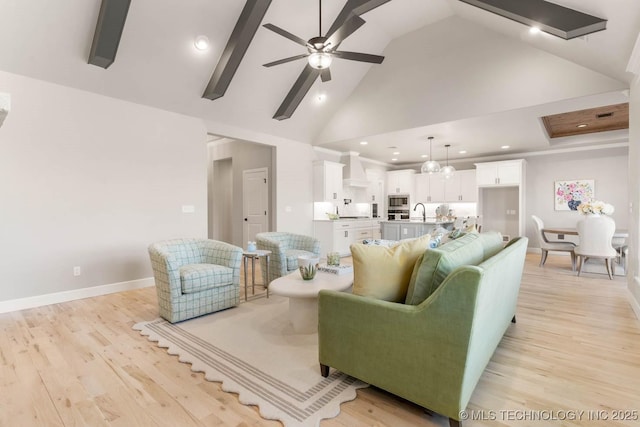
[318,232,528,427]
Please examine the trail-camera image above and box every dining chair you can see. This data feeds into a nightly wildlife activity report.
[531,215,576,270]
[574,215,617,280]
[611,236,628,275]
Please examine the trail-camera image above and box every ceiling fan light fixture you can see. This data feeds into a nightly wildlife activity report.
[421,137,441,174]
[308,52,333,69]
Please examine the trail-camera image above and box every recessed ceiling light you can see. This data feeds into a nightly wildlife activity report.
[316,93,327,102]
[393,151,400,155]
[459,150,467,154]
[360,141,368,145]
[577,123,588,128]
[529,26,541,35]
[421,154,428,158]
[501,145,510,149]
[391,158,398,161]
[194,35,210,50]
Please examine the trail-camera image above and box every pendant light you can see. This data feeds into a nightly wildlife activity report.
[421,137,441,174]
[441,144,456,179]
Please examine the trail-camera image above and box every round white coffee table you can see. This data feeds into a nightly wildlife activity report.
[269,270,353,334]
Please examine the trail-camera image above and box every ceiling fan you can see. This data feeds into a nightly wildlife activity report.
[262,0,385,83]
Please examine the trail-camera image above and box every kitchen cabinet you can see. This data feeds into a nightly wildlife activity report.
[475,159,526,237]
[380,222,427,240]
[381,223,401,241]
[313,160,344,202]
[365,169,385,205]
[415,170,475,203]
[475,160,523,187]
[443,169,477,202]
[314,220,380,257]
[415,173,446,203]
[386,170,415,197]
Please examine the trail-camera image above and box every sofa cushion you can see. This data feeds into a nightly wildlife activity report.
[180,264,234,293]
[350,233,431,302]
[285,249,315,271]
[404,231,503,305]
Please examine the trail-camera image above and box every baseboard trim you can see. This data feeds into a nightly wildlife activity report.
[0,277,155,314]
[628,277,640,320]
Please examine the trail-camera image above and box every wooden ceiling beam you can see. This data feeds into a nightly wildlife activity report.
[88,0,131,69]
[202,0,272,101]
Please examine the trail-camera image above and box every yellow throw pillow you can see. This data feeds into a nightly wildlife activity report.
[350,234,431,302]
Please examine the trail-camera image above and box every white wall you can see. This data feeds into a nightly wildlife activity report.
[628,75,640,314]
[208,140,274,247]
[205,123,316,238]
[317,16,627,144]
[524,148,629,245]
[0,70,208,303]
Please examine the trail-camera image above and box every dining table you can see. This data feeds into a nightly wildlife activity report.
[541,227,629,240]
[542,227,629,275]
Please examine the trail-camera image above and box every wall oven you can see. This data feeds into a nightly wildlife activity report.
[387,210,410,221]
[387,194,409,220]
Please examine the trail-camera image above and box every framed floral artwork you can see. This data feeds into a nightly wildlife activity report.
[554,180,594,211]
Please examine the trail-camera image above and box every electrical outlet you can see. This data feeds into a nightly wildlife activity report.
[73,266,81,276]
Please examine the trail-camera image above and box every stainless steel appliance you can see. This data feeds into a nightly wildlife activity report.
[387,194,409,220]
[371,203,379,218]
[388,194,409,208]
[387,210,410,220]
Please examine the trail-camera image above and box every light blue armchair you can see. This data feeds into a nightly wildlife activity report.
[148,238,243,323]
[256,232,321,283]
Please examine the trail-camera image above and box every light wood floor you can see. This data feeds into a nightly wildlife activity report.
[1,254,639,426]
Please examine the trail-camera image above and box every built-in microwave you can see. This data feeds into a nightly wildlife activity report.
[388,194,409,208]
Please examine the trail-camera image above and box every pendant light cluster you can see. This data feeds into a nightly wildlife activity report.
[420,137,456,179]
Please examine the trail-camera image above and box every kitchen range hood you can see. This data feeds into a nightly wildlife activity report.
[341,152,370,188]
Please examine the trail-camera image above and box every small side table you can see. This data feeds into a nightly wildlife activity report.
[242,250,271,301]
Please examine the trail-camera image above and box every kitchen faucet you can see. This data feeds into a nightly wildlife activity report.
[414,203,426,222]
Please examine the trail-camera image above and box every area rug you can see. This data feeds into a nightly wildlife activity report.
[133,295,367,426]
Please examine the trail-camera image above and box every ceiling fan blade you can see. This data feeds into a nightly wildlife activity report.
[263,23,311,48]
[333,50,384,64]
[320,67,332,82]
[263,54,309,67]
[325,14,366,48]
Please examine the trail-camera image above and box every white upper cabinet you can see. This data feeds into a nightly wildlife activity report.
[475,160,524,187]
[386,170,415,196]
[444,169,477,202]
[365,169,385,204]
[313,161,345,202]
[415,170,475,203]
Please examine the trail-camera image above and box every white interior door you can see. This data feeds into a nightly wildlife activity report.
[243,168,269,246]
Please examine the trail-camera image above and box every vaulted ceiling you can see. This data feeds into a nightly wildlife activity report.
[0,0,638,165]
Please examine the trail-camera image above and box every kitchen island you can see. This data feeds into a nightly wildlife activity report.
[314,218,383,257]
[380,219,454,241]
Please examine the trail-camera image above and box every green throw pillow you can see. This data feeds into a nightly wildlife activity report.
[404,232,504,305]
